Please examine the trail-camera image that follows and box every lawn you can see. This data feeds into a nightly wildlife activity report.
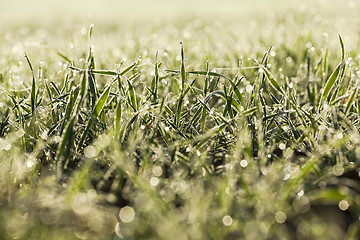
[1,0,360,239]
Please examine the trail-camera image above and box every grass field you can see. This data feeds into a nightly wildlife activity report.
[1,0,360,239]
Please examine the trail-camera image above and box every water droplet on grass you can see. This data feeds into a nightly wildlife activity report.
[119,206,135,223]
[279,143,286,150]
[26,159,35,168]
[150,177,159,187]
[332,165,344,176]
[240,159,248,168]
[339,200,349,211]
[246,85,253,93]
[152,166,163,177]
[84,146,97,158]
[4,143,11,151]
[297,190,304,197]
[275,211,287,223]
[222,215,233,226]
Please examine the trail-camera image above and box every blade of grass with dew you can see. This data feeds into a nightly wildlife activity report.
[91,69,117,76]
[339,33,345,61]
[87,60,98,107]
[78,84,111,149]
[345,88,358,115]
[204,61,209,96]
[115,97,122,131]
[60,86,80,135]
[24,53,36,116]
[253,49,270,107]
[57,51,73,64]
[174,77,197,128]
[56,116,75,175]
[241,106,258,117]
[323,47,329,77]
[195,123,227,150]
[119,112,139,142]
[175,95,183,128]
[262,66,285,95]
[200,105,207,133]
[319,63,341,111]
[151,52,159,103]
[93,84,111,119]
[76,72,88,113]
[229,76,245,107]
[127,79,137,111]
[180,42,186,93]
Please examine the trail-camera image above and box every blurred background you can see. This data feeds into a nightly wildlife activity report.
[0,0,358,27]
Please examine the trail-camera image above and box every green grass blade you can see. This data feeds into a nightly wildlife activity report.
[93,84,111,119]
[175,96,183,127]
[262,66,284,95]
[60,86,80,135]
[120,61,138,76]
[24,53,36,115]
[115,97,122,130]
[339,33,345,61]
[57,116,75,173]
[127,79,137,111]
[151,52,159,103]
[57,51,72,64]
[91,69,117,76]
[241,106,258,117]
[76,72,87,113]
[88,24,94,41]
[345,88,357,115]
[323,47,329,77]
[319,63,341,109]
[180,42,186,92]
[204,61,209,96]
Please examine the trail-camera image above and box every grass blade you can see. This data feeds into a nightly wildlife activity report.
[180,42,186,92]
[91,69,117,76]
[60,86,80,135]
[151,52,159,103]
[57,116,75,174]
[115,97,122,130]
[127,79,137,111]
[345,88,357,115]
[24,53,36,115]
[339,33,345,61]
[262,66,284,95]
[319,63,341,109]
[93,84,111,119]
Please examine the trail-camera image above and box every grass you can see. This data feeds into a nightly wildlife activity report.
[1,1,360,239]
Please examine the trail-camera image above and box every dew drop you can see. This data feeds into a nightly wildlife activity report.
[150,177,159,187]
[332,165,344,176]
[275,211,287,223]
[84,146,97,158]
[119,206,135,223]
[152,166,163,177]
[279,143,286,150]
[240,159,248,168]
[338,200,349,211]
[222,215,233,226]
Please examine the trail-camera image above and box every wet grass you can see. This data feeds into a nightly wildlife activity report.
[1,2,360,239]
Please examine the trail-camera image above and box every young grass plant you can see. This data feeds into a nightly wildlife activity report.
[1,14,360,240]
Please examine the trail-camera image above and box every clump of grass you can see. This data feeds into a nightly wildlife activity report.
[1,15,360,240]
